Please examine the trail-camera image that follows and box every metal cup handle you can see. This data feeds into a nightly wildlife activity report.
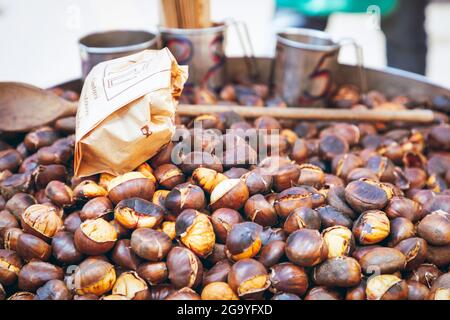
[226,18,260,80]
[338,38,368,94]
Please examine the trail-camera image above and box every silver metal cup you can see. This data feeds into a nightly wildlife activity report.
[78,30,158,81]
[159,24,227,91]
[273,28,364,108]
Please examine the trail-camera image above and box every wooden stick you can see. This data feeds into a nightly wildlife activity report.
[176,104,436,123]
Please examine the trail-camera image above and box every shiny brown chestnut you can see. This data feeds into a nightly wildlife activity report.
[358,247,406,274]
[406,263,442,288]
[285,229,328,267]
[32,164,67,189]
[165,183,206,216]
[417,210,450,246]
[35,279,72,300]
[258,240,286,268]
[7,292,36,300]
[111,239,141,271]
[23,126,59,152]
[74,218,117,255]
[64,211,82,233]
[385,196,422,222]
[80,196,113,221]
[2,227,23,251]
[74,257,116,296]
[244,194,277,227]
[322,226,355,258]
[284,207,321,234]
[154,163,185,189]
[313,257,361,287]
[395,237,428,271]
[270,262,308,296]
[318,134,349,160]
[5,192,37,220]
[298,163,325,188]
[130,228,172,261]
[387,217,416,247]
[203,260,232,286]
[227,258,270,299]
[137,262,168,285]
[21,204,63,241]
[149,142,174,167]
[426,244,450,268]
[352,210,390,245]
[18,261,63,292]
[112,271,149,300]
[274,187,314,219]
[44,180,74,207]
[0,149,22,172]
[345,179,391,212]
[107,172,155,204]
[240,169,273,196]
[51,231,84,264]
[333,153,364,181]
[37,145,72,165]
[192,167,228,194]
[270,163,301,192]
[366,275,408,300]
[16,233,51,262]
[165,287,201,300]
[407,280,430,300]
[0,249,22,285]
[223,167,249,179]
[0,210,19,235]
[316,205,353,229]
[345,278,367,300]
[175,209,215,258]
[167,246,203,289]
[210,179,249,211]
[211,208,243,243]
[260,227,287,246]
[304,287,341,300]
[114,197,164,229]
[226,222,262,261]
[201,282,239,300]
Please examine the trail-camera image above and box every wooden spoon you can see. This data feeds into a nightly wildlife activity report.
[0,81,436,133]
[0,82,78,132]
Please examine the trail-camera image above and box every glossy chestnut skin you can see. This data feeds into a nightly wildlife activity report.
[0,210,19,235]
[284,207,321,234]
[0,249,22,285]
[44,181,74,207]
[21,204,63,241]
[425,244,450,268]
[74,257,116,296]
[74,218,117,255]
[274,187,314,219]
[417,210,450,246]
[5,192,36,219]
[385,196,422,222]
[319,134,349,160]
[406,263,442,288]
[352,210,390,245]
[244,194,277,227]
[130,228,172,261]
[316,205,353,229]
[241,169,273,195]
[112,271,149,300]
[285,229,328,267]
[366,275,408,300]
[51,231,84,264]
[227,258,269,299]
[387,217,416,247]
[270,163,301,192]
[192,167,228,194]
[358,247,406,274]
[165,287,201,300]
[167,247,203,289]
[18,261,63,292]
[165,183,206,216]
[211,208,243,243]
[270,262,308,296]
[203,260,232,286]
[107,172,155,204]
[395,237,428,271]
[80,196,113,221]
[137,262,168,285]
[114,197,164,230]
[344,179,390,212]
[23,127,59,152]
[0,149,22,172]
[2,227,23,251]
[210,179,249,211]
[313,257,361,287]
[346,278,367,300]
[304,287,341,300]
[111,239,141,271]
[64,211,82,233]
[154,163,185,189]
[35,279,72,300]
[258,240,286,268]
[201,282,239,300]
[322,226,355,258]
[16,233,52,262]
[226,222,262,261]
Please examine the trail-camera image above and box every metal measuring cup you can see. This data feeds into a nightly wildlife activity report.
[78,30,159,81]
[273,28,365,108]
[159,20,259,92]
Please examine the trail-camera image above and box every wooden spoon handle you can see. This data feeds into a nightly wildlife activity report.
[177,104,436,123]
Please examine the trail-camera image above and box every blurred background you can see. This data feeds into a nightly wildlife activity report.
[0,0,449,88]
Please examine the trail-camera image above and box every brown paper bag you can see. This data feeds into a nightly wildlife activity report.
[74,48,188,177]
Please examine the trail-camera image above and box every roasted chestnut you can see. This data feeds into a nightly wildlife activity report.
[258,240,286,268]
[285,229,328,267]
[175,209,215,258]
[137,262,168,285]
[316,205,353,229]
[18,261,63,292]
[352,210,390,244]
[35,279,72,300]
[74,218,117,255]
[154,163,185,189]
[16,233,52,262]
[167,246,203,289]
[51,231,84,264]
[201,282,239,300]
[0,249,22,285]
[284,207,321,234]
[44,181,74,207]
[395,237,428,271]
[366,275,408,300]
[358,247,406,274]
[318,134,349,160]
[417,210,450,246]
[130,228,171,261]
[165,183,206,216]
[165,287,201,300]
[322,226,354,258]
[387,217,415,247]
[211,208,243,243]
[313,257,361,287]
[107,172,155,204]
[64,211,82,233]
[74,257,116,296]
[112,271,149,300]
[5,192,37,220]
[274,187,314,219]
[385,196,422,222]
[2,227,23,251]
[203,260,232,286]
[270,262,308,296]
[114,197,164,229]
[244,194,277,227]
[304,287,341,300]
[226,222,262,261]
[21,204,63,241]
[192,167,228,194]
[210,179,249,211]
[80,196,113,221]
[241,169,273,195]
[407,280,430,300]
[227,258,270,299]
[345,179,391,212]
[0,149,22,172]
[111,239,141,271]
[0,210,19,235]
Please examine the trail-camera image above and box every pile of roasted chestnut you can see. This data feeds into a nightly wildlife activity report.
[0,86,449,301]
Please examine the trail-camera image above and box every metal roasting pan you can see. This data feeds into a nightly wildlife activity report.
[52,57,450,99]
